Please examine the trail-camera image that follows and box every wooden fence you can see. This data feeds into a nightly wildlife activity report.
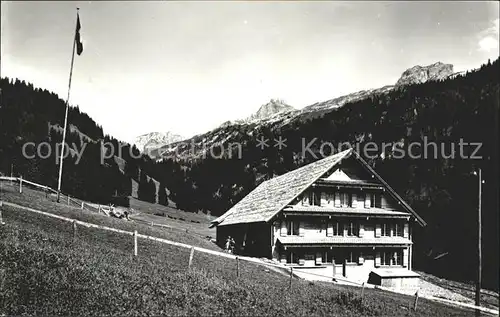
[1,176,106,214]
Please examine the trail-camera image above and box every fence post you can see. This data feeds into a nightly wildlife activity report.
[413,289,419,311]
[133,230,138,256]
[19,176,22,193]
[343,259,347,277]
[236,256,240,279]
[289,267,293,290]
[361,282,365,301]
[81,202,84,209]
[67,195,70,206]
[332,259,336,280]
[0,201,4,225]
[72,220,77,241]
[188,246,195,269]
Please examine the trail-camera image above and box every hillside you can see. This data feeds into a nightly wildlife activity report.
[148,58,500,291]
[0,77,162,207]
[0,182,479,316]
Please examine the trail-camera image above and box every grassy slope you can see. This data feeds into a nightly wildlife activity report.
[417,271,499,310]
[0,183,479,316]
[1,207,477,316]
[129,197,215,224]
[0,183,217,251]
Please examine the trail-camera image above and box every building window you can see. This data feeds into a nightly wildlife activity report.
[340,193,352,207]
[394,251,402,265]
[324,192,333,205]
[345,250,357,264]
[370,193,381,208]
[381,250,403,266]
[301,194,309,206]
[381,223,391,237]
[287,251,299,264]
[381,251,392,266]
[322,250,335,264]
[333,222,342,236]
[287,221,300,236]
[309,191,320,206]
[346,222,358,236]
[394,223,403,237]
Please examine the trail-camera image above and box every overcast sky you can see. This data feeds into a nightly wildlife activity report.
[1,1,499,143]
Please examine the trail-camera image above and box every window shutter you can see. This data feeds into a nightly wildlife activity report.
[403,248,409,267]
[403,223,409,238]
[299,222,305,237]
[364,193,370,208]
[351,193,357,208]
[315,252,322,265]
[280,221,287,236]
[375,223,381,237]
[327,222,333,237]
[358,223,364,238]
[375,252,381,267]
[334,192,341,207]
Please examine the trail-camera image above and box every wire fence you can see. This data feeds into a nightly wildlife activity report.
[0,176,497,315]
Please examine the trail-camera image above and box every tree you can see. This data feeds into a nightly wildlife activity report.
[137,169,149,202]
[158,180,168,206]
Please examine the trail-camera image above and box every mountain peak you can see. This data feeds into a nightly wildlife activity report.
[248,99,295,121]
[395,62,454,87]
[134,131,184,153]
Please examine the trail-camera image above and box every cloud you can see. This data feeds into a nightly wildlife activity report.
[479,36,498,52]
[478,18,499,52]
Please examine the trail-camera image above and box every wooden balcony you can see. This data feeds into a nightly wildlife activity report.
[313,178,384,190]
[282,205,410,219]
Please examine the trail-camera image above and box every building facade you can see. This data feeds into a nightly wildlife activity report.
[212,149,426,286]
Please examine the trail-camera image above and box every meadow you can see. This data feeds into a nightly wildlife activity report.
[0,182,479,316]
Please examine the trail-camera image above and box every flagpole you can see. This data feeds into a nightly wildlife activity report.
[57,8,79,203]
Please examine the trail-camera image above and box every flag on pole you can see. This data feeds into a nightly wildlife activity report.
[75,13,83,55]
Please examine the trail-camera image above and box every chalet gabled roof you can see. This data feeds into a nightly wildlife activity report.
[211,147,427,228]
[211,149,353,227]
[351,151,427,226]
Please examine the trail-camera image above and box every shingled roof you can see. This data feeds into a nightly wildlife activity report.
[211,149,353,227]
[211,147,427,227]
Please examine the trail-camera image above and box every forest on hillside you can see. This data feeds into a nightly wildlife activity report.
[0,78,162,206]
[150,59,499,290]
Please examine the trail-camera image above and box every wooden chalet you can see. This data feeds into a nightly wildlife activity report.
[211,148,426,287]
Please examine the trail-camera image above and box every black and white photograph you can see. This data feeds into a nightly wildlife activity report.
[0,1,499,316]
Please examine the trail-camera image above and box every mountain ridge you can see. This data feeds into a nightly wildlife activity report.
[153,61,462,160]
